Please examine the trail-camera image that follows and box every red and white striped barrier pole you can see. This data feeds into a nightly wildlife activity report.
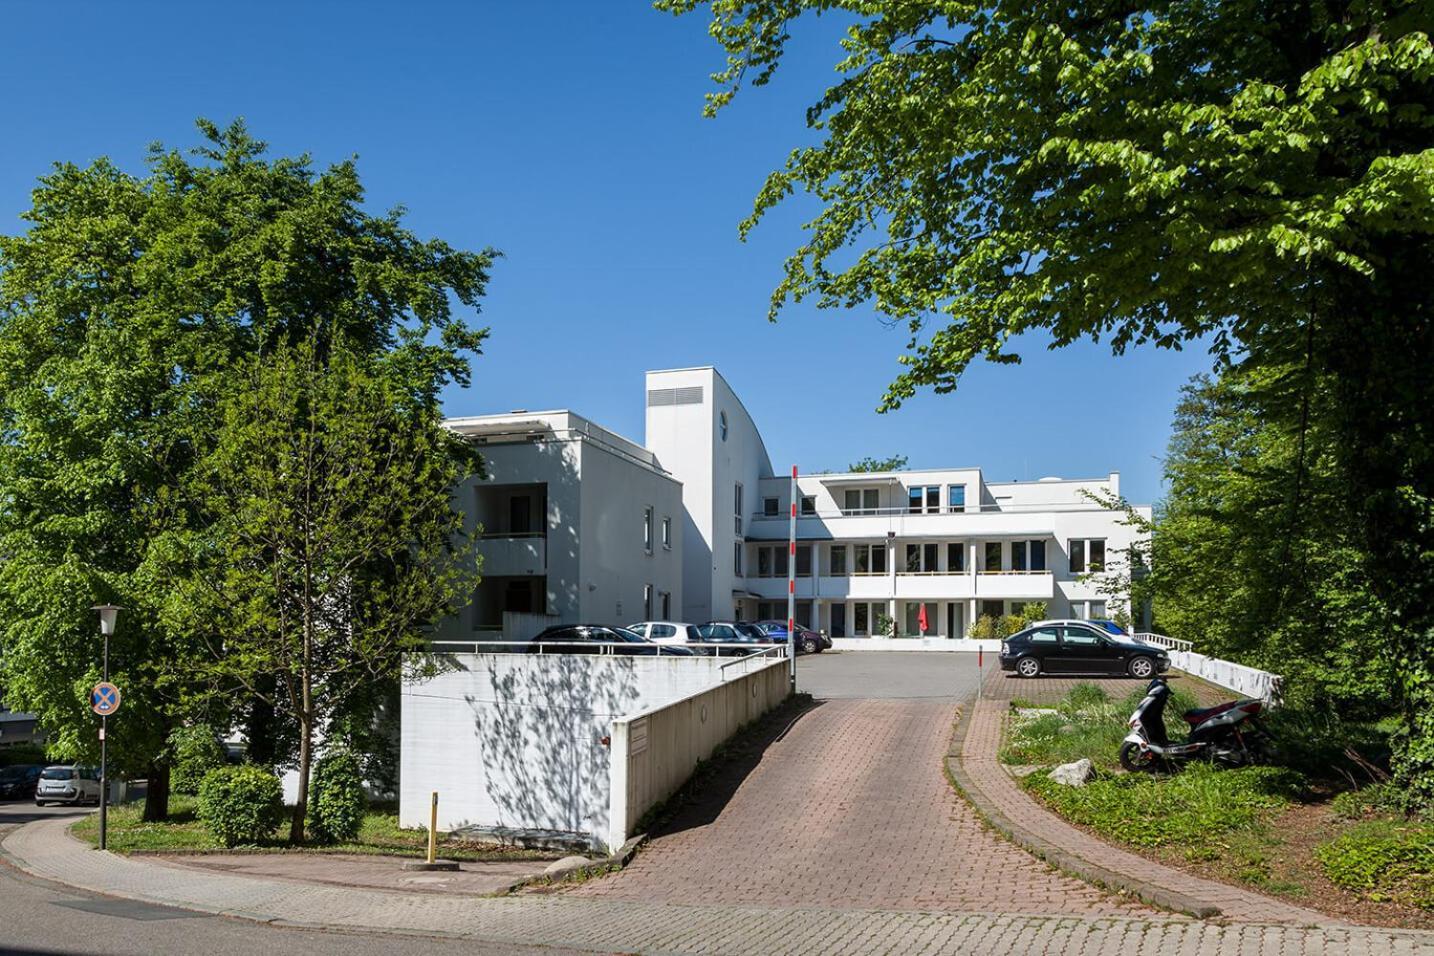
[787,464,797,691]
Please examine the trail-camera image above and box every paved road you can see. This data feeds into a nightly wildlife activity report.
[572,652,1152,915]
[0,802,596,956]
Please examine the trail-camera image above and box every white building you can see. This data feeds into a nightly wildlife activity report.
[446,368,1150,641]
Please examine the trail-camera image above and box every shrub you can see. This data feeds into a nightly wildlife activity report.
[307,748,366,844]
[1063,683,1109,713]
[1316,820,1434,908]
[0,742,47,767]
[1024,763,1301,848]
[1331,781,1403,820]
[169,724,227,794]
[196,765,283,848]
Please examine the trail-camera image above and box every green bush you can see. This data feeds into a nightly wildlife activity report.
[1316,820,1434,908]
[196,765,283,848]
[307,748,367,844]
[0,743,47,767]
[169,724,227,794]
[1024,763,1301,848]
[1331,781,1403,820]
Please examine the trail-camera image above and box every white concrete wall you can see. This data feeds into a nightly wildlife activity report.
[399,653,733,847]
[1167,650,1285,704]
[608,657,790,851]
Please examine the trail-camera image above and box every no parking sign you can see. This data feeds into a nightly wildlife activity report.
[90,682,121,717]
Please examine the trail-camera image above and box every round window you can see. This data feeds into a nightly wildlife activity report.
[719,411,728,441]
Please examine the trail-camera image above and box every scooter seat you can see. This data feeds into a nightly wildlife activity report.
[1182,701,1240,725]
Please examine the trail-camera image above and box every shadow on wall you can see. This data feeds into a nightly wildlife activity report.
[465,654,642,839]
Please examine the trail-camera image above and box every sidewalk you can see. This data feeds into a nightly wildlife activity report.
[953,691,1334,924]
[6,814,1434,954]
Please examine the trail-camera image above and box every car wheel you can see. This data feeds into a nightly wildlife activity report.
[1128,656,1155,679]
[1016,656,1041,678]
[1119,742,1156,773]
[801,637,819,654]
[34,801,45,807]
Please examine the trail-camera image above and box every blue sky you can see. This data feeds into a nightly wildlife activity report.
[0,1,1212,505]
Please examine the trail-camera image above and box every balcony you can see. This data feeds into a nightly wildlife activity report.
[476,532,546,577]
[974,570,1054,599]
[743,570,1052,601]
[744,505,1062,541]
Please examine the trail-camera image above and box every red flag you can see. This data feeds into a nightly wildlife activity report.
[917,604,929,635]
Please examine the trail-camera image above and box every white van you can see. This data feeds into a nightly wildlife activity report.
[34,765,102,806]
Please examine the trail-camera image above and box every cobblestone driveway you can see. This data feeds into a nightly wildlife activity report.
[572,653,1153,915]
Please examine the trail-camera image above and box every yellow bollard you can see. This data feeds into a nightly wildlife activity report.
[428,791,438,864]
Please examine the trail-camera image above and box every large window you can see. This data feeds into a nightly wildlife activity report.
[1030,539,1046,571]
[755,545,790,578]
[947,484,966,513]
[801,495,817,516]
[1069,538,1106,573]
[984,541,1003,571]
[947,542,966,572]
[643,506,653,553]
[854,543,887,574]
[842,488,881,515]
[854,602,869,635]
[831,604,847,638]
[795,545,812,577]
[734,483,743,534]
[1012,540,1027,571]
[763,496,779,517]
[908,485,940,514]
[758,548,771,577]
[829,545,847,575]
[904,543,938,572]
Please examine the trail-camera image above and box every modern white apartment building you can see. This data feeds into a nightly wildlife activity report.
[446,368,1150,641]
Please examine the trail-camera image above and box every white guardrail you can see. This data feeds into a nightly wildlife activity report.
[1134,633,1284,705]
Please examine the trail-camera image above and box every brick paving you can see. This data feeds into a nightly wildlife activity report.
[572,695,1148,915]
[6,815,1434,954]
[959,692,1334,925]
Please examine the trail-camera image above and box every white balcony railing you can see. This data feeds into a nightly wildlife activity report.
[1134,632,1194,653]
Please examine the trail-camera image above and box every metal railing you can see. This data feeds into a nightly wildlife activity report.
[749,501,1122,521]
[718,643,789,675]
[476,530,546,540]
[1134,632,1193,653]
[429,640,784,658]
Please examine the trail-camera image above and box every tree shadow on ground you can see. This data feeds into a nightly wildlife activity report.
[645,695,824,839]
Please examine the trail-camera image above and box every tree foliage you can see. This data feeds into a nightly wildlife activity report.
[0,119,494,819]
[173,337,482,841]
[847,454,908,473]
[666,1,1434,802]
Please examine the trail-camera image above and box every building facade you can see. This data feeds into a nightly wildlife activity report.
[447,368,1150,640]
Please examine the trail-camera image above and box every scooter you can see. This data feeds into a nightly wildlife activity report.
[1119,678,1275,772]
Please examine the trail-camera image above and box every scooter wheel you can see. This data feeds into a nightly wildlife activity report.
[1119,741,1156,773]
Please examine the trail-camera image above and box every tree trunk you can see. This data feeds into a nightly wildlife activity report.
[142,762,170,822]
[290,714,311,843]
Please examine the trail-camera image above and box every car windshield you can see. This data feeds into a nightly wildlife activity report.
[612,627,649,643]
[40,768,74,780]
[734,623,767,640]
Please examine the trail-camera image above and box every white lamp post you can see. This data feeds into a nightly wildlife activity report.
[92,605,121,850]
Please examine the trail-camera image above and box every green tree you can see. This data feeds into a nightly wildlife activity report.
[176,338,481,842]
[0,119,494,819]
[665,1,1434,801]
[847,454,908,473]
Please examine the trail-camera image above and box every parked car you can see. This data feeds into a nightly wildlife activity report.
[527,625,694,656]
[0,764,42,800]
[694,622,770,656]
[34,765,102,806]
[754,620,831,654]
[625,622,703,646]
[998,619,1169,679]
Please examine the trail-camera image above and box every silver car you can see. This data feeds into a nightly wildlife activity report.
[34,765,102,806]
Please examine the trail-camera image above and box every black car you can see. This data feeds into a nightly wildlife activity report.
[527,625,694,656]
[998,621,1169,678]
[695,622,770,656]
[0,764,42,800]
[754,620,831,654]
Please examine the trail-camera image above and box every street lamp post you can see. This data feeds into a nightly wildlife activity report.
[93,605,121,851]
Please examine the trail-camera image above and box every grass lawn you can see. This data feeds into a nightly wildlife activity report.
[1004,683,1434,928]
[72,794,551,863]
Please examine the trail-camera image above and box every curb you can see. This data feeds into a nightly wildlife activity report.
[944,700,1223,920]
[497,834,648,894]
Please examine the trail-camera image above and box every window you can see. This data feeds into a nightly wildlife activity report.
[1012,540,1027,571]
[763,496,779,517]
[643,506,653,553]
[947,484,966,513]
[906,544,921,572]
[758,548,772,577]
[829,545,847,575]
[924,543,937,572]
[831,604,847,638]
[1090,600,1107,619]
[855,543,886,574]
[947,542,966,572]
[855,602,869,635]
[652,621,674,638]
[643,584,653,619]
[801,495,817,516]
[662,516,672,549]
[795,545,812,577]
[734,483,743,534]
[1027,626,1060,644]
[1029,539,1046,571]
[984,541,1002,571]
[719,410,728,441]
[1069,538,1105,573]
[843,488,880,515]
[907,485,940,514]
[733,541,743,575]
[1062,626,1102,646]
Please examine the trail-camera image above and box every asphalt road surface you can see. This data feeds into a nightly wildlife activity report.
[0,802,601,956]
